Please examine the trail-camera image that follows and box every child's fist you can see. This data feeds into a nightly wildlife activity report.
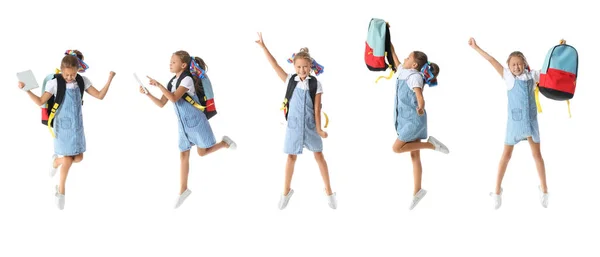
[416,106,425,116]
[318,129,328,138]
[468,37,477,48]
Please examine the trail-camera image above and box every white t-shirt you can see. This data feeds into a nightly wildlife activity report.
[284,74,323,94]
[503,68,541,91]
[170,76,196,96]
[397,68,424,89]
[45,75,92,96]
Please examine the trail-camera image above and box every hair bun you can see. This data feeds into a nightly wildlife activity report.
[299,47,309,53]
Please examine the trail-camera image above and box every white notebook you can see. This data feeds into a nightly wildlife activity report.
[134,73,148,94]
[17,70,39,91]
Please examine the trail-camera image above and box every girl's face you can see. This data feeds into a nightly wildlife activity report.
[294,58,312,80]
[170,54,186,74]
[61,67,78,83]
[402,53,418,70]
[508,56,526,76]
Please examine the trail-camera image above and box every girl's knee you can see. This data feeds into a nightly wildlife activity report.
[393,140,406,153]
[73,154,83,163]
[63,156,74,165]
[197,148,208,157]
[180,150,190,160]
[287,154,297,162]
[410,151,420,159]
[313,152,324,160]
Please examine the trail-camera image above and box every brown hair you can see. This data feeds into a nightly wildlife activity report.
[293,47,313,64]
[173,50,208,95]
[61,55,79,69]
[61,50,84,70]
[412,51,440,78]
[506,51,528,68]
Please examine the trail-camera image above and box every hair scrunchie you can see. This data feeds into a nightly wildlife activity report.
[64,50,89,72]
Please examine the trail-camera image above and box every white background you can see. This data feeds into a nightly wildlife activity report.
[1,0,598,256]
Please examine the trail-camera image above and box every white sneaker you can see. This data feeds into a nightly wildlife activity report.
[489,188,503,210]
[427,136,449,154]
[538,186,549,208]
[55,185,65,210]
[326,191,337,209]
[409,189,427,210]
[222,136,237,150]
[50,154,60,178]
[278,189,294,210]
[174,189,192,209]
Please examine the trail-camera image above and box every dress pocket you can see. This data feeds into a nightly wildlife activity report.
[287,116,298,130]
[511,108,523,121]
[183,115,200,128]
[400,106,413,119]
[59,118,73,130]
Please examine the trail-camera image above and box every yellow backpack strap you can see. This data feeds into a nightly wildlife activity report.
[183,94,207,111]
[280,98,288,112]
[375,52,396,83]
[534,83,542,113]
[567,100,572,118]
[47,103,59,138]
[47,69,62,138]
[375,68,395,83]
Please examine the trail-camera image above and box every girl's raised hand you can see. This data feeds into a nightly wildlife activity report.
[468,37,478,48]
[17,81,25,90]
[255,32,266,48]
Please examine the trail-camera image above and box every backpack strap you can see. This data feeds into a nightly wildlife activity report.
[168,71,208,111]
[534,83,543,114]
[75,74,85,105]
[308,75,318,106]
[282,74,298,120]
[46,75,68,138]
[559,39,573,118]
[307,76,329,129]
[375,23,396,83]
[384,22,395,72]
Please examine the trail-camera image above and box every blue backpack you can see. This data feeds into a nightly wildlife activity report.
[365,18,396,82]
[535,39,578,117]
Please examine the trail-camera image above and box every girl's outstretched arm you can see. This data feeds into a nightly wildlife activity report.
[147,76,188,103]
[390,42,401,69]
[469,37,504,77]
[140,85,168,108]
[18,81,52,106]
[256,32,287,82]
[85,71,116,100]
